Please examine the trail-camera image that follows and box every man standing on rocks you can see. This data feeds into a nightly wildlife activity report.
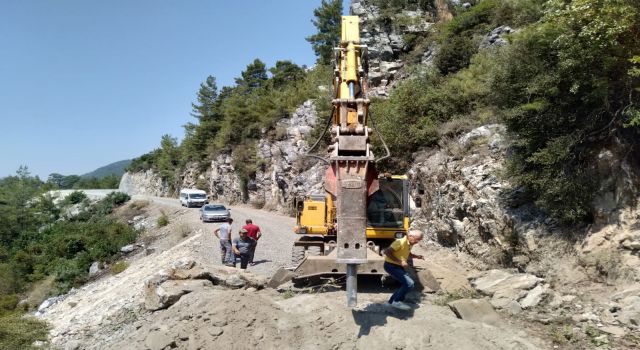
[214,218,234,266]
[242,219,262,266]
[382,230,424,310]
[232,228,256,270]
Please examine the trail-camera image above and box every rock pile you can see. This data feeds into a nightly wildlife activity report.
[469,269,549,313]
[144,258,267,311]
[479,25,515,49]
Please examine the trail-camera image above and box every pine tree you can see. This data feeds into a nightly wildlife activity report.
[235,59,268,92]
[269,60,305,89]
[306,0,342,65]
[183,76,223,160]
[191,75,218,121]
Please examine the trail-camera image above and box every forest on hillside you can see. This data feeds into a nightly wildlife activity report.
[0,168,136,348]
[132,0,639,224]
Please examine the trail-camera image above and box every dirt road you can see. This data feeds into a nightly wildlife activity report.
[132,195,297,276]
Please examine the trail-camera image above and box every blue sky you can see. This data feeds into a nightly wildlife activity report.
[0,0,349,179]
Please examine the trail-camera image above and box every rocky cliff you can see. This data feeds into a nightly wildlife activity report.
[119,100,327,214]
[119,170,169,197]
[351,0,435,96]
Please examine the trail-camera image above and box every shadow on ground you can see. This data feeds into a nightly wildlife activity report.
[250,259,271,266]
[351,302,418,337]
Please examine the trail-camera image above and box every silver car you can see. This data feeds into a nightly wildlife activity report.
[200,204,230,222]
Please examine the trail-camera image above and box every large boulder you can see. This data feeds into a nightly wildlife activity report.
[469,269,547,310]
[144,279,213,311]
[448,298,502,326]
[143,258,267,311]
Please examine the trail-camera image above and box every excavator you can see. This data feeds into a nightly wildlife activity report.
[291,16,413,307]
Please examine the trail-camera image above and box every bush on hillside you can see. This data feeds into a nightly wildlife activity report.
[157,213,169,227]
[0,314,49,350]
[62,191,87,206]
[491,0,640,223]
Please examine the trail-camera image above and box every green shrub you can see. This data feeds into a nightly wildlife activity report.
[106,192,130,206]
[491,0,640,223]
[110,261,129,275]
[157,214,169,227]
[0,313,49,350]
[63,191,87,205]
[52,259,86,292]
[0,295,18,314]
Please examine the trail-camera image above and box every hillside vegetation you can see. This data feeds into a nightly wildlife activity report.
[0,167,137,348]
[127,62,333,193]
[130,0,639,225]
[372,0,639,224]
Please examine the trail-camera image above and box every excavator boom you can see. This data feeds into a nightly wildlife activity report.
[291,16,410,308]
[324,16,377,307]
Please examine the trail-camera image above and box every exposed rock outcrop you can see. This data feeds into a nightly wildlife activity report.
[470,269,548,311]
[119,170,169,197]
[410,124,551,267]
[120,101,326,214]
[250,100,326,212]
[144,258,267,311]
[351,0,435,96]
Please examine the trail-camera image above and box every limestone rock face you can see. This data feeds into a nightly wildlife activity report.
[351,0,435,96]
[410,124,551,266]
[119,170,169,197]
[250,100,326,212]
[119,100,326,215]
[198,100,326,212]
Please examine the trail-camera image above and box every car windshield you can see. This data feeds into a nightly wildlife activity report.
[203,205,226,211]
[189,193,206,199]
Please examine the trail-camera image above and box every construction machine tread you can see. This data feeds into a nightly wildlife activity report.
[291,246,306,267]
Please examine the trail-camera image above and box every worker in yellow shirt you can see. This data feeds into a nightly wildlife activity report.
[383,230,424,310]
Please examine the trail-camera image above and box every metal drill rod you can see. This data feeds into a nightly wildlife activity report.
[346,263,358,307]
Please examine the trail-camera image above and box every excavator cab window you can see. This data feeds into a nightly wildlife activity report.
[366,179,405,228]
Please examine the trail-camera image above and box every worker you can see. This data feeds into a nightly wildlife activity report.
[232,228,256,270]
[214,218,234,267]
[242,218,262,266]
[382,230,424,310]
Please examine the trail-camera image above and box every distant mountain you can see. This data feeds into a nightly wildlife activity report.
[82,159,132,179]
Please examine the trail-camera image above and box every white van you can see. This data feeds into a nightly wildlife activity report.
[179,189,208,208]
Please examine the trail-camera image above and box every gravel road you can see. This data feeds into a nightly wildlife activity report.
[133,194,297,277]
[59,190,297,277]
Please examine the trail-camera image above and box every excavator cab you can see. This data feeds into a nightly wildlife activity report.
[294,175,409,239]
[291,175,411,278]
[365,175,410,240]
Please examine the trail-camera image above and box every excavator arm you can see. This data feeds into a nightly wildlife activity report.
[324,16,379,307]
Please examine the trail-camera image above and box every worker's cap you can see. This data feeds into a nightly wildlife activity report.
[239,228,248,234]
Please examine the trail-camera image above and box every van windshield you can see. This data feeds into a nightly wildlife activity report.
[189,193,206,199]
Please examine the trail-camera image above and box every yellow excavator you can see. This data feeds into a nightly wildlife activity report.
[291,16,412,307]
